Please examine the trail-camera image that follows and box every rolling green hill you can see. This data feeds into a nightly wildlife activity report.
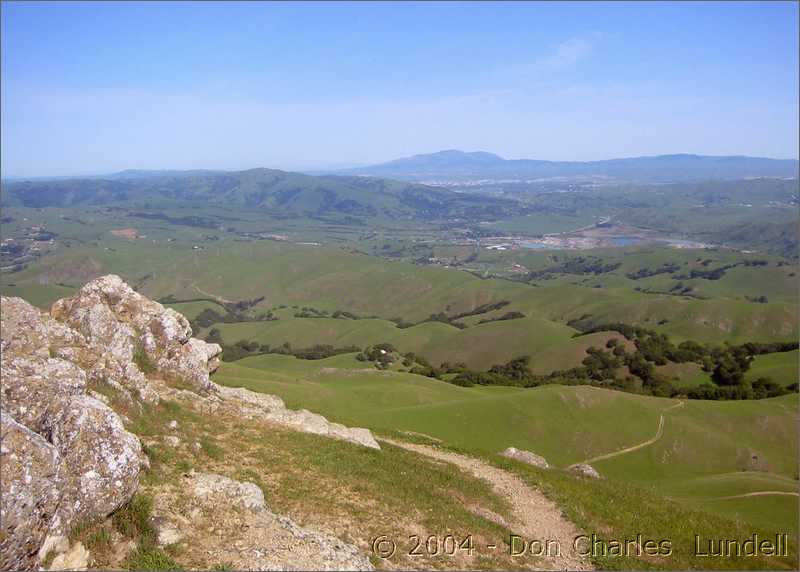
[746,350,799,387]
[213,354,799,535]
[5,238,797,372]
[1,168,521,221]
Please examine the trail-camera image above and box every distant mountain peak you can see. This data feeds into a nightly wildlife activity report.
[337,150,799,182]
[428,149,504,160]
[382,149,505,168]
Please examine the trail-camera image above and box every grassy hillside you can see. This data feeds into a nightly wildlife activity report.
[207,314,578,370]
[5,235,797,374]
[1,168,522,221]
[213,355,799,538]
[745,350,799,387]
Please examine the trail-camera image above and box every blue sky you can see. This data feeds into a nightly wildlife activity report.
[2,1,798,176]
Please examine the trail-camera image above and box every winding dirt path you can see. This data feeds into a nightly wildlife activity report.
[191,283,235,304]
[704,491,799,501]
[570,401,685,468]
[380,438,593,571]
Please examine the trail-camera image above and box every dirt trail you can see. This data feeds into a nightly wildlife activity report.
[191,283,235,304]
[571,401,685,468]
[705,491,799,500]
[380,438,593,571]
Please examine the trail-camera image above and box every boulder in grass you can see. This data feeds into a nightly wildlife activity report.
[570,463,602,479]
[501,447,549,469]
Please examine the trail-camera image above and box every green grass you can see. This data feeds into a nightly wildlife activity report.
[214,358,798,537]
[125,546,181,571]
[0,282,76,308]
[210,313,577,370]
[745,351,798,387]
[165,300,226,320]
[7,230,797,349]
[494,458,797,570]
[656,361,712,388]
[111,494,156,539]
[133,346,157,375]
[115,387,547,570]
[109,494,181,570]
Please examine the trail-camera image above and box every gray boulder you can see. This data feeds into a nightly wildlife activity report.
[51,274,221,392]
[217,385,381,449]
[44,395,146,525]
[570,463,602,479]
[180,472,374,571]
[501,447,549,469]
[0,414,64,571]
[0,294,147,568]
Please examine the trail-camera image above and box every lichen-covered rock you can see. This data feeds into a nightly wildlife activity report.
[151,517,184,546]
[0,414,64,571]
[51,275,219,392]
[176,472,374,571]
[0,297,88,361]
[44,395,146,526]
[0,294,147,569]
[158,337,222,392]
[1,356,87,433]
[216,385,381,449]
[570,463,602,479]
[191,472,268,512]
[501,447,549,469]
[0,278,378,569]
[87,355,159,405]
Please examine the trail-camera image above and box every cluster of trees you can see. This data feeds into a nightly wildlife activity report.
[224,296,266,313]
[528,256,622,280]
[687,378,792,400]
[293,306,330,318]
[356,343,447,373]
[626,262,681,280]
[450,300,510,320]
[438,323,797,400]
[356,343,398,368]
[185,296,522,335]
[191,307,276,330]
[392,312,467,329]
[450,357,538,388]
[205,330,361,362]
[158,295,274,332]
[671,259,767,282]
[678,265,734,280]
[332,310,363,319]
[745,295,769,304]
[478,311,525,324]
[393,300,514,330]
[668,281,695,296]
[421,312,468,329]
[742,259,770,267]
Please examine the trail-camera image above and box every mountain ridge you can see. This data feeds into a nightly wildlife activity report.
[0,167,521,221]
[333,150,800,182]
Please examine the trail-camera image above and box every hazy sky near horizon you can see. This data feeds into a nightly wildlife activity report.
[2,1,798,176]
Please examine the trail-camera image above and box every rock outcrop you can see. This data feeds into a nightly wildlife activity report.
[217,386,381,449]
[0,416,64,571]
[500,446,549,469]
[150,472,374,570]
[569,463,602,479]
[0,297,148,569]
[51,275,221,392]
[1,275,380,569]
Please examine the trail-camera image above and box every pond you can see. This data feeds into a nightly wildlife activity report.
[609,236,645,246]
[519,240,550,249]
